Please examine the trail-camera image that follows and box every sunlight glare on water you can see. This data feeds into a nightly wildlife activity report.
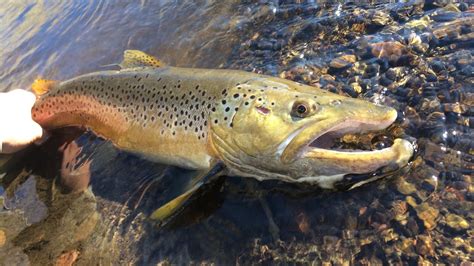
[0,0,248,91]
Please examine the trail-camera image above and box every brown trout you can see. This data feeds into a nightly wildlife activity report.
[32,50,413,191]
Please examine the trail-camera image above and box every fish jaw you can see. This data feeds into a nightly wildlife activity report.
[290,139,413,188]
[279,103,414,188]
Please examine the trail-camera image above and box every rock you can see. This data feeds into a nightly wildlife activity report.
[451,237,466,248]
[381,228,398,243]
[371,11,392,26]
[257,40,274,50]
[406,196,439,231]
[415,203,439,231]
[406,16,431,29]
[445,214,470,231]
[398,237,415,254]
[329,54,356,69]
[73,212,99,242]
[415,235,434,257]
[0,229,5,247]
[391,200,408,222]
[442,103,469,114]
[55,250,80,266]
[370,41,406,59]
[396,179,417,195]
[296,212,311,234]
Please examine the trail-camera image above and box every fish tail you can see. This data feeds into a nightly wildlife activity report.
[32,78,58,96]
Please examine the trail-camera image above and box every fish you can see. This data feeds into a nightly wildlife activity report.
[31,50,414,221]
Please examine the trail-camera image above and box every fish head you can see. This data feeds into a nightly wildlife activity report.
[209,78,414,189]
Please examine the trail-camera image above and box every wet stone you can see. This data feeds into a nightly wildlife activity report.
[370,41,406,59]
[0,229,5,247]
[415,235,434,256]
[415,203,439,231]
[445,214,470,231]
[329,54,356,69]
[55,250,80,266]
[396,179,417,195]
[257,40,275,50]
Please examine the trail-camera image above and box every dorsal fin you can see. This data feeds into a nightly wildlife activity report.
[120,50,164,69]
[32,78,58,96]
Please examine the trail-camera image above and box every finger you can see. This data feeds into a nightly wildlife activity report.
[30,121,44,140]
[8,89,36,104]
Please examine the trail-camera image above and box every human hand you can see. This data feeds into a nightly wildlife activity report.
[0,89,45,154]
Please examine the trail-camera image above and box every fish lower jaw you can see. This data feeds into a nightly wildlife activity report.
[296,174,346,189]
[302,138,414,173]
[290,139,414,190]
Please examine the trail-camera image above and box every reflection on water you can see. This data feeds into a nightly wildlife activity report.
[1,1,473,265]
[0,0,251,91]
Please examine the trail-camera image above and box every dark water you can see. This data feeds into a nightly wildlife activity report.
[1,1,473,265]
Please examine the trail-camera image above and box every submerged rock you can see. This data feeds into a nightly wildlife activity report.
[329,54,356,69]
[445,214,470,231]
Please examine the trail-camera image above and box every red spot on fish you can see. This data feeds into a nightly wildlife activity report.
[256,106,270,115]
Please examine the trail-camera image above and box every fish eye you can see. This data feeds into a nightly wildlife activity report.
[291,101,314,118]
[297,104,307,114]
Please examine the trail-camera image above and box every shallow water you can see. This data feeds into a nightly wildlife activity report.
[1,1,473,265]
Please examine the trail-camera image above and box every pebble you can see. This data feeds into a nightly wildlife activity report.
[55,250,80,266]
[0,229,5,247]
[445,214,470,231]
[406,196,439,231]
[370,41,406,59]
[396,179,417,195]
[329,54,356,69]
[415,235,434,256]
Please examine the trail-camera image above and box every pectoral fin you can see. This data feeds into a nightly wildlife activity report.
[150,162,225,225]
[120,50,164,69]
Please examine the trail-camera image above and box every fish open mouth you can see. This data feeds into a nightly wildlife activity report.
[281,115,414,189]
[307,122,390,152]
[301,120,414,171]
